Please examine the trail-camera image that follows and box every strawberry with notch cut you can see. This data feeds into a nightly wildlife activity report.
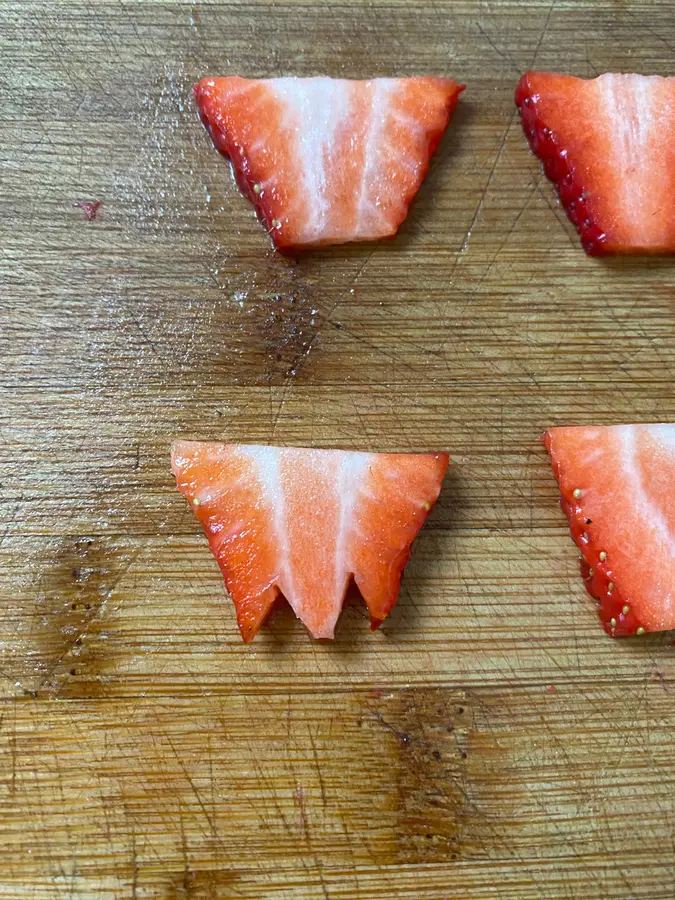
[194,75,464,250]
[545,424,675,636]
[171,442,449,641]
[516,71,675,255]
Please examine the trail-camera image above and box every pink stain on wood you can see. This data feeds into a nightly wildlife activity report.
[653,670,671,692]
[294,784,307,832]
[73,200,103,220]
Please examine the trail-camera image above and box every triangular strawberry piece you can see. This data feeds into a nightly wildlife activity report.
[516,72,675,255]
[545,425,675,636]
[194,75,464,250]
[171,442,448,641]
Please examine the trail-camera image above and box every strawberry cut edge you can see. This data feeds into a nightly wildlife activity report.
[515,73,609,256]
[193,81,274,235]
[250,580,387,642]
[544,431,647,637]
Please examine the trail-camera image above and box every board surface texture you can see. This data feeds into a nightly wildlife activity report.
[2,1,675,897]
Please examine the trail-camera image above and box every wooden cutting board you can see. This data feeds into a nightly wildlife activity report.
[2,1,675,897]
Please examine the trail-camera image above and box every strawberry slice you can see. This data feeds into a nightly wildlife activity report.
[171,442,449,641]
[516,72,675,254]
[194,75,464,249]
[545,425,675,636]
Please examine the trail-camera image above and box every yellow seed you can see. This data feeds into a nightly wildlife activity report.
[588,567,595,577]
[573,488,582,499]
[609,617,617,628]
[253,183,261,194]
[622,605,630,615]
[193,497,201,506]
[424,502,431,512]
[607,582,614,593]
[239,146,245,155]
[599,551,607,562]
[636,627,646,636]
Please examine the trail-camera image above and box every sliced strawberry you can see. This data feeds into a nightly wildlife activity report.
[516,71,675,254]
[194,75,464,249]
[545,425,675,636]
[171,443,449,641]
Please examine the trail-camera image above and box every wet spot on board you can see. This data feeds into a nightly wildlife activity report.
[202,278,325,388]
[255,290,321,382]
[0,534,136,697]
[393,689,472,862]
[114,60,238,247]
[359,687,474,864]
[163,867,239,899]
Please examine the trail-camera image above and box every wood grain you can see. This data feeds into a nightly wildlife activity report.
[1,0,675,896]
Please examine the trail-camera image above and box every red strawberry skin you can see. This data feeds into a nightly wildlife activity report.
[547,431,642,636]
[194,76,464,250]
[516,72,607,255]
[516,71,675,255]
[544,425,675,637]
